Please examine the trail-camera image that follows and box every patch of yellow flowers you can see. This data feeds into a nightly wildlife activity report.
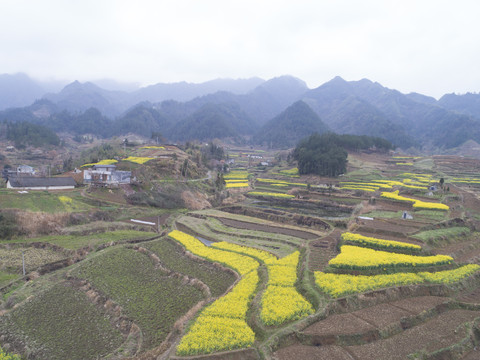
[256,178,307,187]
[381,190,449,211]
[169,231,258,355]
[224,171,249,180]
[225,182,249,188]
[205,241,313,327]
[261,251,314,326]
[168,230,258,275]
[140,145,165,149]
[169,232,314,353]
[0,347,21,360]
[412,200,450,211]
[58,195,73,205]
[329,245,453,270]
[124,156,154,164]
[341,232,421,251]
[315,264,480,298]
[248,191,295,199]
[279,167,299,176]
[81,159,118,167]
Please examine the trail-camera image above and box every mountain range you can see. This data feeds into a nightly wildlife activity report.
[1,73,480,150]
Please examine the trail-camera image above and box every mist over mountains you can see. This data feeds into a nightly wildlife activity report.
[1,73,480,150]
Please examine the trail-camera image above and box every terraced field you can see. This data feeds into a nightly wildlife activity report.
[176,215,300,257]
[0,282,124,360]
[1,151,480,360]
[71,246,206,351]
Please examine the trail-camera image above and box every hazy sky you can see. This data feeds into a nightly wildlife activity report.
[1,0,479,98]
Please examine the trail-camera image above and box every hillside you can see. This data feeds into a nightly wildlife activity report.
[2,74,480,151]
[168,102,256,142]
[253,100,329,149]
[302,76,480,149]
[0,73,47,110]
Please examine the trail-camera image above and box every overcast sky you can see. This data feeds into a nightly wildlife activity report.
[1,0,479,98]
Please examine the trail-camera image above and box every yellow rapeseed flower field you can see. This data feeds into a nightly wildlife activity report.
[329,245,452,270]
[225,182,249,188]
[168,231,259,355]
[315,264,480,298]
[248,191,295,199]
[124,156,154,164]
[341,232,421,251]
[381,190,449,211]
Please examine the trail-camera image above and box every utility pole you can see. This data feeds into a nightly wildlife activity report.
[22,251,25,276]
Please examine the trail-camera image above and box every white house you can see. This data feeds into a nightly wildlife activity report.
[83,164,131,185]
[17,165,35,175]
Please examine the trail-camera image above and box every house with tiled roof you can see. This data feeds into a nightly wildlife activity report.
[6,176,76,190]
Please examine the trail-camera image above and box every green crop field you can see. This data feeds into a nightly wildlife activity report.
[0,247,66,273]
[176,215,296,257]
[194,209,323,236]
[0,190,92,213]
[144,238,236,297]
[1,230,157,250]
[72,246,204,350]
[0,283,123,360]
[0,270,19,288]
[412,226,471,243]
[203,216,304,246]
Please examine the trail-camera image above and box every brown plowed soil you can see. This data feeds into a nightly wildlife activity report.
[372,199,414,212]
[352,303,411,328]
[462,349,480,359]
[344,309,480,359]
[303,296,449,339]
[456,286,480,304]
[273,344,353,360]
[303,313,376,336]
[356,218,424,237]
[432,238,480,263]
[308,229,342,271]
[216,217,318,240]
[389,296,449,314]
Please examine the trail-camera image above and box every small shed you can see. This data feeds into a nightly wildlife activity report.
[7,177,76,190]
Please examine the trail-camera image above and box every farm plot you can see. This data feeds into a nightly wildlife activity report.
[195,209,322,239]
[168,230,315,354]
[355,218,426,238]
[209,241,314,326]
[361,209,447,223]
[308,229,342,271]
[143,237,236,298]
[0,270,19,288]
[1,230,157,250]
[0,246,67,273]
[0,282,123,360]
[202,216,304,246]
[277,297,478,360]
[0,190,92,213]
[315,231,479,298]
[412,226,471,244]
[176,215,297,257]
[168,230,258,355]
[72,246,204,351]
[344,309,480,359]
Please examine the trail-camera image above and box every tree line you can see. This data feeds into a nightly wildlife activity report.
[292,132,393,176]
